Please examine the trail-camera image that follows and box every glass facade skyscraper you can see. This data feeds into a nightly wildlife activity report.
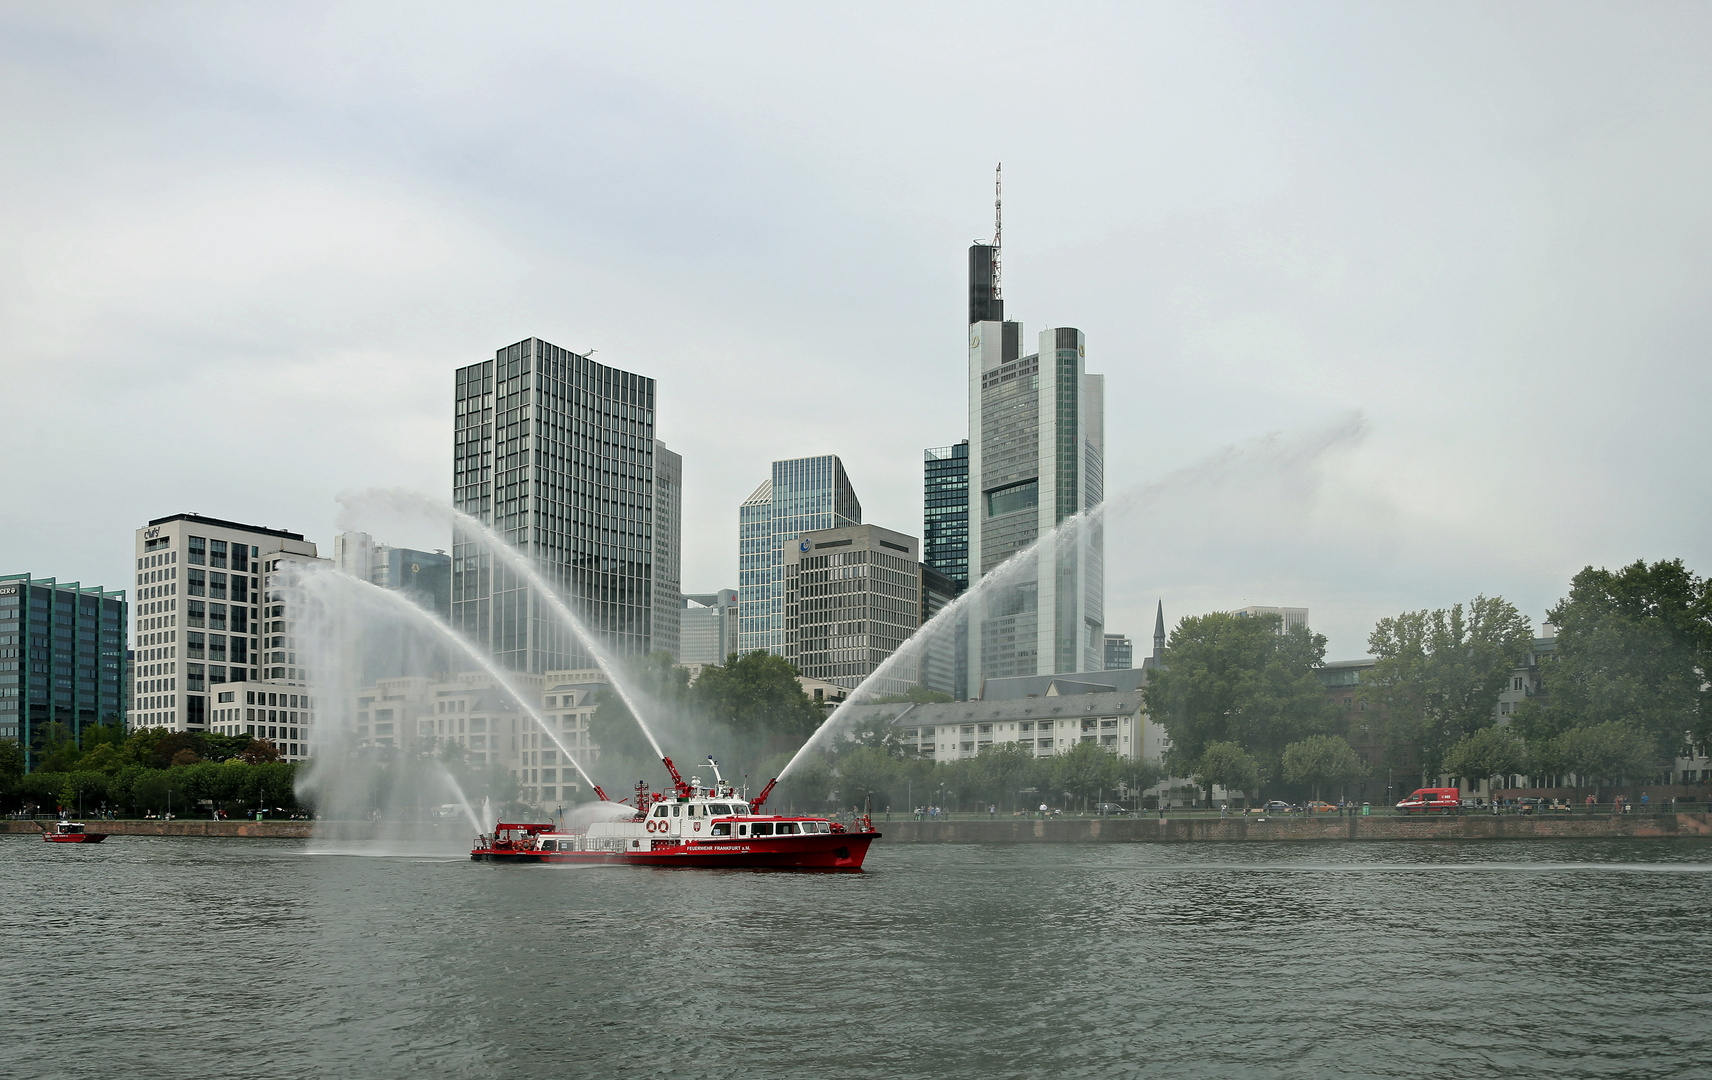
[737,455,861,656]
[923,441,970,592]
[452,338,678,673]
[0,574,126,771]
[965,244,1105,689]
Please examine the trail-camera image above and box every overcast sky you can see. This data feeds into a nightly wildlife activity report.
[3,2,1709,659]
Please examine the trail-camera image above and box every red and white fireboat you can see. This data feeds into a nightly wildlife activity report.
[470,758,880,871]
[42,821,108,844]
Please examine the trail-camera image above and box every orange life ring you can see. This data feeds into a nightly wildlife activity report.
[646,820,657,833]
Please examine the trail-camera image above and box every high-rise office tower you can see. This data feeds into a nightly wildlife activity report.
[964,222,1105,691]
[737,455,861,656]
[452,338,678,673]
[679,589,739,665]
[783,523,923,694]
[652,442,683,659]
[0,574,126,771]
[923,441,970,592]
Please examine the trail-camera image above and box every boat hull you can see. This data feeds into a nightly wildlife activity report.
[43,833,107,843]
[472,831,879,871]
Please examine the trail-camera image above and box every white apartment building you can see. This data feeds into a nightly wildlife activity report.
[838,689,1158,763]
[132,513,324,761]
[350,668,608,806]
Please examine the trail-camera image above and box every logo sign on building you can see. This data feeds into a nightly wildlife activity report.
[144,527,161,540]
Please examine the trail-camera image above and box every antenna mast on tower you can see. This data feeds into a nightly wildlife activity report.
[992,162,1003,301]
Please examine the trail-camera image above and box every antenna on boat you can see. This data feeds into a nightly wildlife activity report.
[707,756,725,786]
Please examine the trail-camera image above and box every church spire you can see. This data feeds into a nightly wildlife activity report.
[1152,600,1166,661]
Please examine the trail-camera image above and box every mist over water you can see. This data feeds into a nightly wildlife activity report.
[779,414,1371,780]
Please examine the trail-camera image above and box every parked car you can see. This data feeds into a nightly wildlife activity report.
[1395,787,1462,814]
[1094,802,1131,816]
[1305,801,1337,813]
[1263,800,1296,814]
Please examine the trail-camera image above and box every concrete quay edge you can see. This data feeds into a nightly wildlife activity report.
[875,812,1712,843]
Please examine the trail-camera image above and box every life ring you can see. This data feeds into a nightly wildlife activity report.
[646,820,657,833]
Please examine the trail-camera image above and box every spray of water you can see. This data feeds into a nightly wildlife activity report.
[773,413,1370,784]
[336,489,667,762]
[430,759,484,835]
[293,566,606,797]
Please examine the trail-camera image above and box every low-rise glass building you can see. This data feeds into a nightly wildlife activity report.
[0,574,127,771]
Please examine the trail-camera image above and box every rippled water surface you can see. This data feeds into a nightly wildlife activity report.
[3,834,1709,1079]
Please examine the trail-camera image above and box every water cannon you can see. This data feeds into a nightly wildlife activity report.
[751,777,779,813]
[660,755,693,799]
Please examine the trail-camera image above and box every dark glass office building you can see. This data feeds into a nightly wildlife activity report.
[923,441,970,592]
[453,337,673,673]
[0,574,127,771]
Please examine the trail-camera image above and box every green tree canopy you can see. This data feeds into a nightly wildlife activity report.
[1514,560,1711,756]
[1143,611,1334,781]
[1537,722,1661,786]
[1050,741,1122,804]
[1192,741,1261,804]
[1440,726,1527,789]
[1280,735,1367,799]
[589,651,690,763]
[691,651,824,744]
[1366,595,1536,783]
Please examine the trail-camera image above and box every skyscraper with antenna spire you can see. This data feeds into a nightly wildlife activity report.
[963,167,1105,693]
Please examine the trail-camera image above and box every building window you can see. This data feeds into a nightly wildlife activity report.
[186,632,205,659]
[209,539,227,568]
[188,537,206,565]
[209,572,226,600]
[187,569,205,597]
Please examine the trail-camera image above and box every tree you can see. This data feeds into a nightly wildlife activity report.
[590,651,690,763]
[1366,595,1536,784]
[0,738,23,798]
[691,651,825,745]
[1440,726,1527,793]
[1515,560,1711,756]
[1192,741,1261,806]
[1051,742,1121,807]
[832,745,900,810]
[1281,735,1368,801]
[1143,611,1335,782]
[241,739,282,765]
[1540,722,1661,787]
[965,741,1037,810]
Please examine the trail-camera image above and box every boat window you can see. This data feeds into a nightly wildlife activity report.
[731,803,748,816]
[671,805,681,817]
[776,822,800,835]
[738,824,748,836]
[541,840,557,851]
[653,805,668,818]
[750,822,774,837]
[805,822,824,834]
[709,803,731,816]
[711,823,731,837]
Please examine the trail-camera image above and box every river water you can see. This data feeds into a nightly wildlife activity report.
[3,834,1708,1079]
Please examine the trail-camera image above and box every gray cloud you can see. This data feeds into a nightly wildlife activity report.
[2,2,1708,658]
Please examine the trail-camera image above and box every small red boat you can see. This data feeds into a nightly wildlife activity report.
[471,758,879,871]
[42,821,108,844]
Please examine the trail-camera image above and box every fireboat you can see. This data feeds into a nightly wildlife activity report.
[470,757,880,871]
[42,821,108,844]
